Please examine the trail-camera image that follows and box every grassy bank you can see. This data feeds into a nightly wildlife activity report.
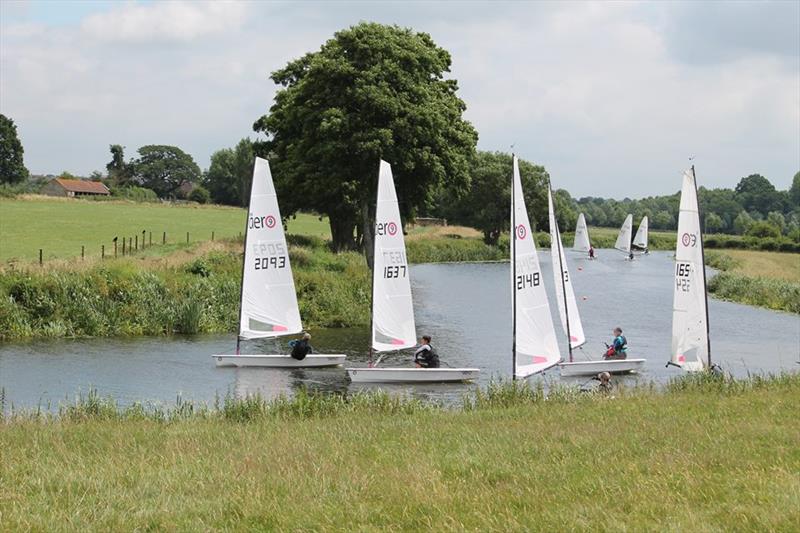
[706,250,800,314]
[2,374,798,530]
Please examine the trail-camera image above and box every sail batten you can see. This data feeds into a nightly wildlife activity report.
[671,168,710,368]
[573,213,591,252]
[372,161,416,352]
[238,158,303,340]
[614,214,633,254]
[512,157,561,377]
[548,189,586,350]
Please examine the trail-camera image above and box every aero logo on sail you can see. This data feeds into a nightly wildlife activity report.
[376,221,398,236]
[249,213,277,230]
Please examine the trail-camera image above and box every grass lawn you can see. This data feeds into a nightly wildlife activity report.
[0,196,330,262]
[722,249,800,283]
[1,376,798,530]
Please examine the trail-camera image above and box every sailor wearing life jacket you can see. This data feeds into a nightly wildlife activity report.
[414,335,440,368]
[604,328,628,360]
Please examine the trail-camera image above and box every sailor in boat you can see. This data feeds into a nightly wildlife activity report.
[414,335,440,368]
[288,332,313,361]
[588,245,595,260]
[603,328,628,360]
[628,251,634,261]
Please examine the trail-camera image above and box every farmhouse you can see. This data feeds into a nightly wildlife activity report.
[41,178,111,198]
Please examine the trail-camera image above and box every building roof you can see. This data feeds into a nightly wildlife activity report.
[53,178,110,194]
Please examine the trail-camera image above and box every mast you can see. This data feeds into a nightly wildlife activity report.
[234,159,258,355]
[511,155,517,380]
[368,162,379,367]
[692,164,712,367]
[551,184,574,363]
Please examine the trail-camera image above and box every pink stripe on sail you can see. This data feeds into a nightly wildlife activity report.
[391,338,405,345]
[532,356,549,364]
[677,354,685,363]
[570,335,579,342]
[273,325,288,332]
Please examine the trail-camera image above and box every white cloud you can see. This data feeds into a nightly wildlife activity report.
[80,0,248,43]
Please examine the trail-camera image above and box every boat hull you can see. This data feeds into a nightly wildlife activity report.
[346,367,480,383]
[214,354,346,368]
[558,358,646,377]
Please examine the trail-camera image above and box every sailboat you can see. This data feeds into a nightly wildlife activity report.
[510,156,561,378]
[573,213,592,255]
[214,158,346,368]
[614,214,634,258]
[551,190,645,376]
[667,166,711,373]
[347,160,479,383]
[632,216,649,253]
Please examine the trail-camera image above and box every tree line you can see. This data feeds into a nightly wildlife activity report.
[2,22,798,251]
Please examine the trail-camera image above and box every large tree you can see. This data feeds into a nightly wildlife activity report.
[436,151,549,245]
[254,22,478,252]
[130,145,201,198]
[205,138,255,207]
[735,173,783,216]
[106,144,131,186]
[0,114,29,184]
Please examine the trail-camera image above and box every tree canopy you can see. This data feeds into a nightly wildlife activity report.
[106,144,130,186]
[254,22,477,251]
[205,139,254,207]
[130,145,201,198]
[0,114,29,184]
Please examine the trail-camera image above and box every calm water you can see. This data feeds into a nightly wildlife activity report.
[1,250,798,411]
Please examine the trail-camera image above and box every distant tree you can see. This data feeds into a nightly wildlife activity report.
[552,188,578,233]
[766,211,786,234]
[106,144,131,185]
[651,210,674,230]
[254,22,478,253]
[789,171,800,210]
[130,145,201,198]
[0,114,29,184]
[746,220,781,239]
[438,151,548,245]
[732,211,754,235]
[188,185,211,204]
[704,212,724,233]
[735,174,782,216]
[205,139,254,207]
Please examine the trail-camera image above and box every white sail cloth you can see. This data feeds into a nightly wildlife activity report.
[239,158,303,340]
[671,168,709,368]
[633,216,649,250]
[548,189,586,350]
[512,157,561,377]
[372,160,417,352]
[573,213,591,252]
[615,214,633,254]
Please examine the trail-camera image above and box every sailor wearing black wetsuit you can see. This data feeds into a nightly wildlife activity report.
[290,332,313,360]
[414,335,440,368]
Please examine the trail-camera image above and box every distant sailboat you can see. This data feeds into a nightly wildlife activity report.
[668,166,711,373]
[632,216,649,253]
[573,213,592,254]
[214,158,345,368]
[511,156,561,378]
[615,214,634,258]
[347,160,479,383]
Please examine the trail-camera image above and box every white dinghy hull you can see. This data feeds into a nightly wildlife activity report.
[346,367,480,383]
[214,354,346,368]
[558,358,646,377]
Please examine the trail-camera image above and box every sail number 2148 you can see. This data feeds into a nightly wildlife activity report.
[675,262,691,292]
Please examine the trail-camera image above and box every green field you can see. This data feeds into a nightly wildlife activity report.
[0,196,331,262]
[2,375,798,530]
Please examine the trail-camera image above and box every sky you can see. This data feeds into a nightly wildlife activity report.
[1,0,798,198]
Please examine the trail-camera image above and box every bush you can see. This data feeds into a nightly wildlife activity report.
[188,185,210,204]
[110,185,159,202]
[746,221,781,239]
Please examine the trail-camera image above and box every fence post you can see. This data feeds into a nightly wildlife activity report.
[149,231,152,246]
[114,239,118,258]
[163,231,166,245]
[122,238,126,256]
[212,231,215,241]
[39,249,43,266]
[102,244,105,259]
[81,245,85,260]
[186,232,189,243]
[135,235,138,251]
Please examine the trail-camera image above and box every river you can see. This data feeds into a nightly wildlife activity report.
[1,250,798,412]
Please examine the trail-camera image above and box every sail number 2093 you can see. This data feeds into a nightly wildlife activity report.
[253,242,287,270]
[675,262,691,292]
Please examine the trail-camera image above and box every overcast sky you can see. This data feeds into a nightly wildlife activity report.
[1,0,798,197]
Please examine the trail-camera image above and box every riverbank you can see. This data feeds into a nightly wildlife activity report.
[2,373,798,530]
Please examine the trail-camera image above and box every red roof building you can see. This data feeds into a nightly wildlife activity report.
[41,178,111,197]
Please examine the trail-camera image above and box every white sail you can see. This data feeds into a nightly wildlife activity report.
[671,168,709,368]
[372,160,416,352]
[573,213,591,252]
[614,214,633,254]
[633,216,649,250]
[548,189,586,350]
[239,158,303,340]
[512,157,561,377]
